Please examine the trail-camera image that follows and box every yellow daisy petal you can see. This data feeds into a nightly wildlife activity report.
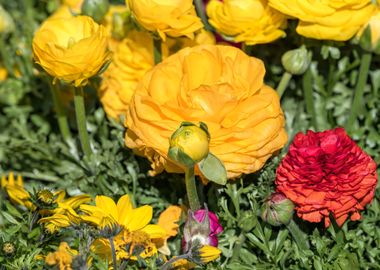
[95,195,119,221]
[141,224,167,239]
[116,194,133,226]
[126,205,153,232]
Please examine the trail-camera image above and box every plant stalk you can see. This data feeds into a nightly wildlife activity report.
[346,52,372,131]
[109,237,118,270]
[303,68,318,130]
[194,0,213,32]
[276,72,292,98]
[185,166,201,211]
[74,87,92,157]
[49,82,72,143]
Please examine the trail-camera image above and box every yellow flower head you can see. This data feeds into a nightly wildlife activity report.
[126,0,203,41]
[125,45,287,178]
[1,172,34,209]
[45,242,78,270]
[99,30,161,120]
[0,66,7,81]
[81,194,166,260]
[32,15,110,87]
[268,0,376,41]
[198,245,221,263]
[207,0,287,45]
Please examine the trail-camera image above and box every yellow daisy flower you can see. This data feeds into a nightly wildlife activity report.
[1,172,34,210]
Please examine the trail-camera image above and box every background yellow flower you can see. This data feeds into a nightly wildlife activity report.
[32,15,110,87]
[126,0,203,40]
[207,0,287,45]
[268,0,376,41]
[125,45,287,179]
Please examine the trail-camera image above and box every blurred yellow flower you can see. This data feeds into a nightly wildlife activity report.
[268,0,376,41]
[63,0,84,13]
[125,45,287,178]
[32,15,110,87]
[45,242,78,270]
[0,66,7,81]
[0,5,15,33]
[81,194,166,260]
[99,30,167,120]
[199,245,221,263]
[207,0,287,45]
[126,0,203,40]
[1,172,34,209]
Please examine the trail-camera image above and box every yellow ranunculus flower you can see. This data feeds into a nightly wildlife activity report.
[32,16,110,87]
[126,0,203,40]
[125,45,287,178]
[207,0,287,45]
[99,30,164,120]
[268,0,376,41]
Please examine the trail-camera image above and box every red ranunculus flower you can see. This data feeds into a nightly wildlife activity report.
[275,127,378,227]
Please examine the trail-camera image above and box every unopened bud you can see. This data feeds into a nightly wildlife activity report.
[238,210,257,232]
[281,46,312,75]
[358,11,380,54]
[168,122,210,167]
[81,0,110,23]
[0,5,15,34]
[261,193,294,226]
[37,189,55,206]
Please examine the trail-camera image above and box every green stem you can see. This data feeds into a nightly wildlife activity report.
[185,166,201,211]
[109,237,118,270]
[286,219,310,252]
[153,38,162,65]
[49,83,72,143]
[303,68,318,130]
[74,87,92,157]
[346,52,372,131]
[276,72,292,98]
[230,233,246,262]
[194,0,213,32]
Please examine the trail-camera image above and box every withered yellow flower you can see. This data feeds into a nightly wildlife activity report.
[126,0,203,40]
[125,45,287,178]
[268,0,376,41]
[207,0,287,45]
[45,242,78,270]
[32,15,110,87]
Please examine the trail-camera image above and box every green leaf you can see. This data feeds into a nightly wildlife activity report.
[1,211,19,225]
[197,152,227,185]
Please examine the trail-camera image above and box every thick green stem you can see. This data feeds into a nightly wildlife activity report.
[303,68,318,130]
[194,0,213,32]
[286,219,310,252]
[49,83,72,143]
[74,87,92,157]
[185,166,201,211]
[346,52,372,131]
[153,38,162,65]
[109,237,118,270]
[276,72,292,98]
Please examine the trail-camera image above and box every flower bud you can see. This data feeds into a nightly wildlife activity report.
[281,46,312,75]
[0,5,15,34]
[358,11,380,54]
[2,242,16,257]
[261,193,294,226]
[183,208,223,252]
[238,210,257,232]
[81,0,110,23]
[168,122,210,167]
[37,189,55,206]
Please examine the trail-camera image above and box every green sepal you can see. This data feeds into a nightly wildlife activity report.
[168,146,195,168]
[198,152,227,185]
[199,121,210,138]
[359,25,372,52]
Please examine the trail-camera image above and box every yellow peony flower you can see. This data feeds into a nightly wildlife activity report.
[1,172,34,209]
[126,0,203,40]
[45,242,78,270]
[125,45,287,179]
[81,194,166,260]
[207,0,287,45]
[32,15,110,87]
[99,30,168,120]
[268,0,376,41]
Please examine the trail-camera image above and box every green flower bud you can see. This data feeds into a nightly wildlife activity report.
[281,46,312,75]
[0,5,15,34]
[111,10,131,40]
[238,210,257,232]
[81,0,110,23]
[168,122,210,167]
[261,193,294,226]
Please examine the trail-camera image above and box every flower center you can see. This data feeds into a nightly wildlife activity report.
[123,231,151,256]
